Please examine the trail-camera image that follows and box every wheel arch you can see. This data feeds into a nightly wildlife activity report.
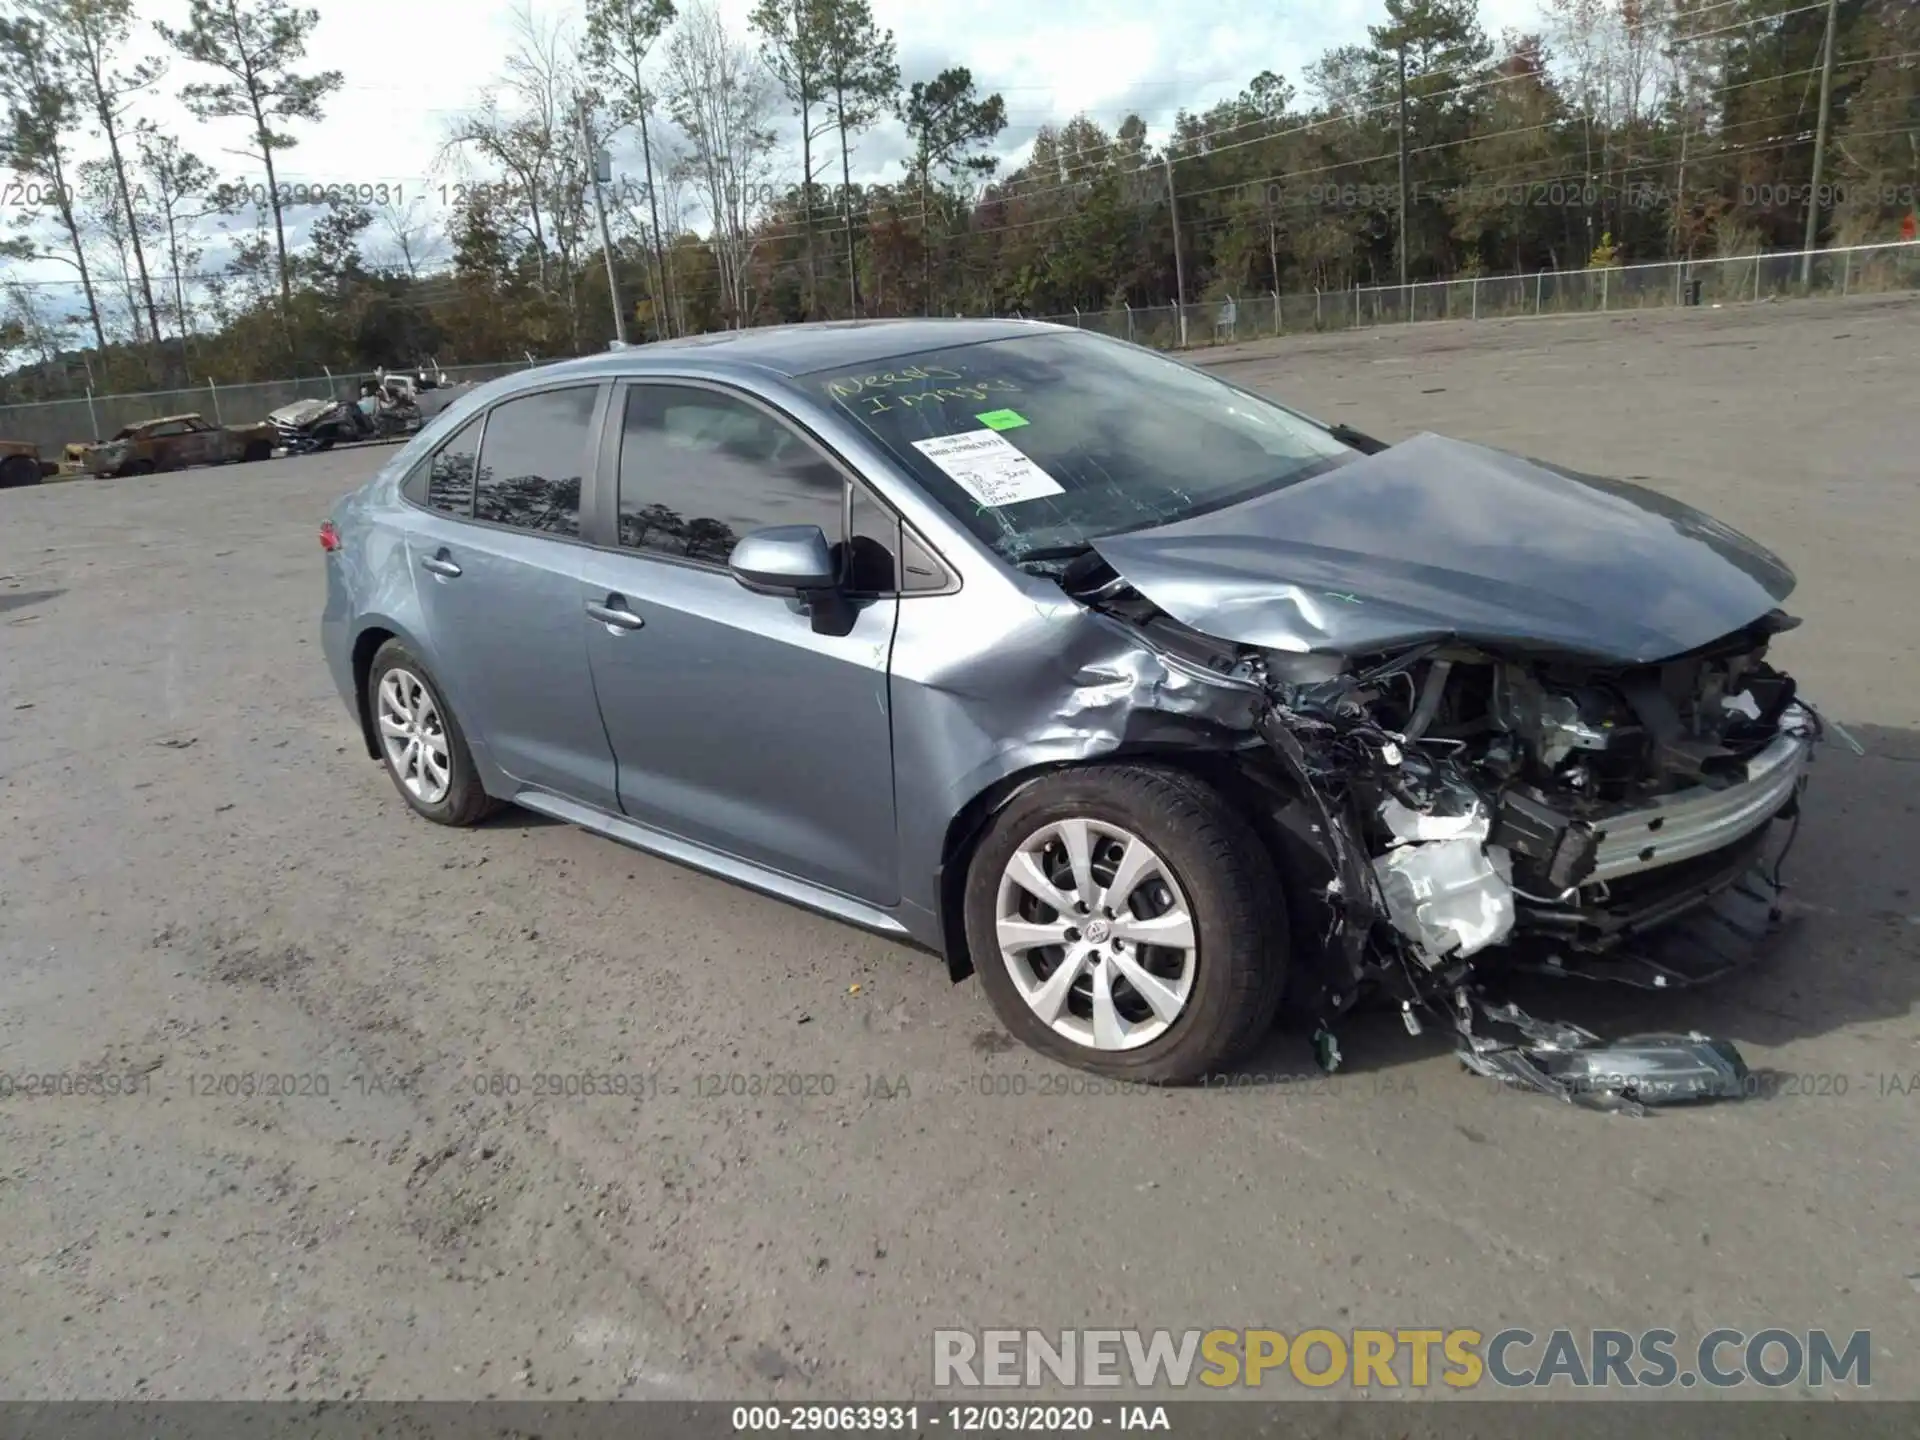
[932,745,1275,984]
[351,625,399,759]
[351,618,442,761]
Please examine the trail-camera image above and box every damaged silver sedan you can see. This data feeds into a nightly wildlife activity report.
[321,319,1823,1101]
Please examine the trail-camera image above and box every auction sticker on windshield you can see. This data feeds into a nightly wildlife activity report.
[911,429,1065,507]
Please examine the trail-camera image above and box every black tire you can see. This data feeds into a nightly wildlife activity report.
[315,435,335,452]
[962,764,1288,1084]
[242,440,271,462]
[124,459,154,476]
[365,639,498,827]
[0,455,40,488]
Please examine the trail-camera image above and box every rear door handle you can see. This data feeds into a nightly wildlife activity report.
[419,551,461,578]
[586,596,644,631]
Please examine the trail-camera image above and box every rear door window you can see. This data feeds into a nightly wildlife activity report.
[470,387,598,537]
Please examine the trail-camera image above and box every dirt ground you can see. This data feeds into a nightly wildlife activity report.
[2,294,1918,1402]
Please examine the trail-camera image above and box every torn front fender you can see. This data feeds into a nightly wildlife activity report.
[886,579,1268,968]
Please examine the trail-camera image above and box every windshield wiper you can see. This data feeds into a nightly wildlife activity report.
[1327,422,1390,454]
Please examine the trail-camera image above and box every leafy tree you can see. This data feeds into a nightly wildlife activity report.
[1368,0,1495,279]
[897,67,1007,311]
[1830,0,1916,242]
[583,0,678,334]
[748,0,834,317]
[818,0,895,315]
[158,0,343,347]
[0,10,108,352]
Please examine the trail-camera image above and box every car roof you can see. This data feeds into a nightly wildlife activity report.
[141,413,206,427]
[529,317,1072,383]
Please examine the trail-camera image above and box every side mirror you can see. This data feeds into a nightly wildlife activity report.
[727,525,839,597]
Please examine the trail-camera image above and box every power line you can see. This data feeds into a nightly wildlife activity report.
[2,3,1900,322]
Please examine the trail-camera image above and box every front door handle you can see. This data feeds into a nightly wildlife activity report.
[586,596,644,631]
[419,551,461,577]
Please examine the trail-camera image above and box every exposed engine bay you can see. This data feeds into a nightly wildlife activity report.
[1057,554,1828,1113]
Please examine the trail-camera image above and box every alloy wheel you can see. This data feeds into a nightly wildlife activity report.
[993,818,1198,1050]
[376,668,453,805]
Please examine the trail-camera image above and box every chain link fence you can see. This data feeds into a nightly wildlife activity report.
[0,358,542,458]
[1018,239,1920,347]
[5,241,1917,459]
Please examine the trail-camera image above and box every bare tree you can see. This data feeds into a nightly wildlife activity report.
[443,0,591,346]
[75,157,143,341]
[2,280,63,370]
[135,124,216,367]
[1545,0,1607,256]
[51,0,166,351]
[373,193,440,278]
[662,0,776,323]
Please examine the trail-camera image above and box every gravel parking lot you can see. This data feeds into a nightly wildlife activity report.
[3,295,1918,1402]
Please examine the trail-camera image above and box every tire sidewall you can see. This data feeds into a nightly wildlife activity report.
[0,456,39,488]
[963,769,1279,1082]
[367,642,485,824]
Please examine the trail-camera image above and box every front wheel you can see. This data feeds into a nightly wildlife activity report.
[962,764,1288,1084]
[0,454,40,488]
[366,640,497,826]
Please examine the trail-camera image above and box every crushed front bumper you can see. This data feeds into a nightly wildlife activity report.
[1587,716,1813,883]
[1490,703,1815,898]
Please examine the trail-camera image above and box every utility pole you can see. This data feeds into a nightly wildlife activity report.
[578,98,628,345]
[1800,0,1840,289]
[1165,151,1188,346]
[1397,45,1410,295]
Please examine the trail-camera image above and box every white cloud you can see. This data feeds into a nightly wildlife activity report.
[3,0,1552,304]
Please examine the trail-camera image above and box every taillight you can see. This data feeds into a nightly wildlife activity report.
[319,520,341,552]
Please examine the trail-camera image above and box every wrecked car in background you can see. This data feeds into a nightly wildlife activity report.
[321,319,1823,1109]
[76,412,277,477]
[272,391,421,453]
[0,438,60,487]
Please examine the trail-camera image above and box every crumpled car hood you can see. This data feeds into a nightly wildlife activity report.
[1088,432,1795,664]
[271,398,335,425]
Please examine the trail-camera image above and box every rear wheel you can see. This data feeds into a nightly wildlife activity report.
[963,765,1288,1084]
[366,639,497,826]
[0,455,40,488]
